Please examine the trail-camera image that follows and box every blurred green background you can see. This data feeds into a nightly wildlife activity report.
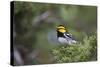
[12,1,97,65]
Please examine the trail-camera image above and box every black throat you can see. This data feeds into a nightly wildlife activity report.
[57,31,65,38]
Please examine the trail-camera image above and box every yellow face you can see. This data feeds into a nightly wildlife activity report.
[58,29,66,33]
[57,26,67,33]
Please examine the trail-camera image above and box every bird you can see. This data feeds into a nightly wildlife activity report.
[57,25,77,45]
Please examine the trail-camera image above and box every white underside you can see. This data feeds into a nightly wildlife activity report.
[58,37,77,45]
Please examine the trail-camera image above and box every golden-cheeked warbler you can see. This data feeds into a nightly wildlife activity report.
[57,25,77,45]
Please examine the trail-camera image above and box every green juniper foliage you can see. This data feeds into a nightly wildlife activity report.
[13,1,97,65]
[52,34,97,63]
